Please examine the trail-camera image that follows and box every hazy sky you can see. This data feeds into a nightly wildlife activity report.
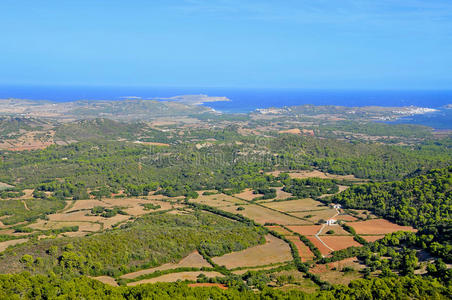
[0,0,451,89]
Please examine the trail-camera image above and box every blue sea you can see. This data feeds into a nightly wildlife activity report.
[1,85,451,129]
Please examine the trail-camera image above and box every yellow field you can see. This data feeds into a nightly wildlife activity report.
[220,204,308,225]
[212,235,292,269]
[262,198,327,212]
[28,220,101,232]
[90,276,118,287]
[289,208,337,223]
[0,238,28,252]
[191,193,247,208]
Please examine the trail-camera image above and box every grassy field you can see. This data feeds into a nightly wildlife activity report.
[220,204,308,225]
[212,235,292,269]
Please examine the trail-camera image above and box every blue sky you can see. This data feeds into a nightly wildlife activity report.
[0,0,451,89]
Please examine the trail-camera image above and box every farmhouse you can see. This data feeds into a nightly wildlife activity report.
[326,219,337,225]
[332,204,341,209]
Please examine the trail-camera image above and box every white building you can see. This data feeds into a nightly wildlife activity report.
[326,219,337,225]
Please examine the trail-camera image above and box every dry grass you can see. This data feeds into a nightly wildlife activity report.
[0,238,28,252]
[262,198,327,212]
[310,257,364,285]
[191,193,246,208]
[48,211,101,222]
[234,189,261,201]
[212,235,292,269]
[127,271,223,286]
[349,219,417,235]
[265,225,293,236]
[274,187,293,200]
[28,220,101,232]
[0,182,13,190]
[220,204,308,225]
[279,128,302,134]
[101,215,131,229]
[287,225,322,236]
[318,225,351,236]
[271,270,319,294]
[232,265,283,275]
[19,189,34,199]
[336,214,359,222]
[187,283,228,290]
[289,208,338,223]
[69,200,105,211]
[90,276,118,287]
[0,229,29,237]
[121,251,211,279]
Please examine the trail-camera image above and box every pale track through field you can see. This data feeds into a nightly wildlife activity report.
[314,206,341,254]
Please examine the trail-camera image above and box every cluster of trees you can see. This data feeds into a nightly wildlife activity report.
[319,121,433,139]
[0,272,450,299]
[35,181,89,200]
[270,135,451,180]
[0,188,24,199]
[0,198,65,225]
[332,167,451,256]
[253,188,277,200]
[90,206,127,218]
[0,211,265,277]
[0,132,450,201]
[282,177,339,198]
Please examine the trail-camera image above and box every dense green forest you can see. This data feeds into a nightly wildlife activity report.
[0,134,450,197]
[331,167,451,260]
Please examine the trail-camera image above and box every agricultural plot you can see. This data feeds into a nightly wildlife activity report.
[265,225,293,236]
[187,283,228,290]
[349,219,417,235]
[127,271,223,286]
[232,265,284,275]
[269,170,361,181]
[318,225,351,236]
[212,235,292,269]
[289,208,338,223]
[274,187,293,200]
[286,236,315,261]
[306,236,332,256]
[335,214,359,222]
[320,236,361,251]
[0,238,28,252]
[191,193,246,208]
[90,276,118,287]
[287,225,322,236]
[121,251,211,279]
[262,198,327,212]
[234,189,261,201]
[28,220,101,233]
[220,204,308,225]
[310,257,365,285]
